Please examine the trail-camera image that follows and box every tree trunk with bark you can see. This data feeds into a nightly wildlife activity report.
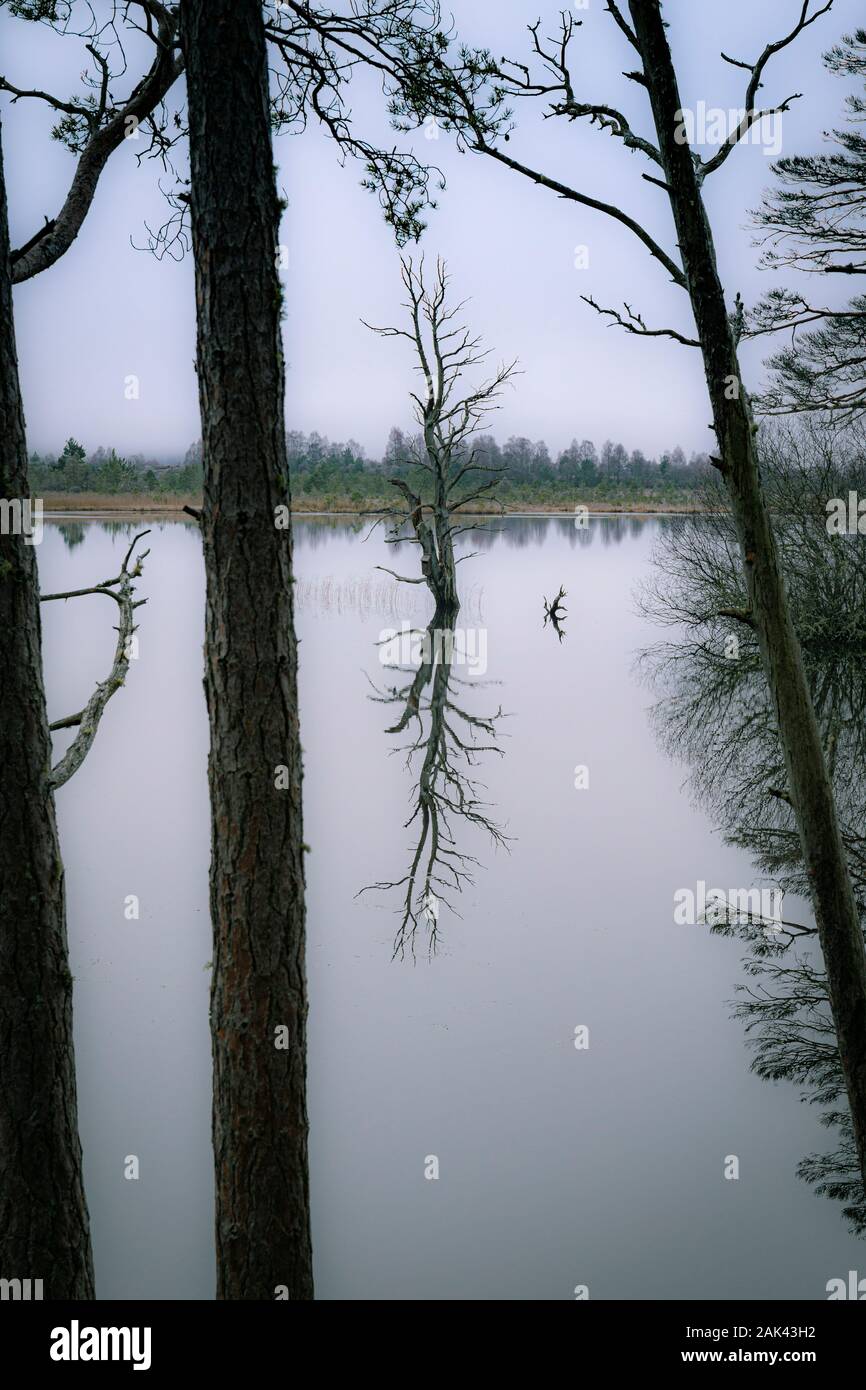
[428,434,460,625]
[181,0,314,1300]
[0,119,94,1299]
[629,0,866,1189]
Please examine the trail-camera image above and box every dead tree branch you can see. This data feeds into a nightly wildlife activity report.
[700,0,834,180]
[582,293,700,346]
[41,530,150,788]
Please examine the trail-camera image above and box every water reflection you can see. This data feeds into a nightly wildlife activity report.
[288,511,652,553]
[57,520,86,550]
[641,482,866,1232]
[542,585,568,642]
[39,509,866,1299]
[359,615,509,960]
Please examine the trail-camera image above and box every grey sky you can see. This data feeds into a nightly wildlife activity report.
[3,0,858,461]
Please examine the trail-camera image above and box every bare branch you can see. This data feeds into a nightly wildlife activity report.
[700,0,835,180]
[43,531,150,789]
[477,140,687,288]
[582,293,700,346]
[605,0,641,53]
[375,566,427,584]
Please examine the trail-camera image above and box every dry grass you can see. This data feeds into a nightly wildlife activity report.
[41,492,704,516]
[42,492,202,513]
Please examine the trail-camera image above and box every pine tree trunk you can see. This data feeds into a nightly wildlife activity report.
[0,119,94,1299]
[181,0,314,1300]
[630,0,866,1190]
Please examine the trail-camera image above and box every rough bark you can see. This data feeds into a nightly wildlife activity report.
[181,0,314,1300]
[428,438,460,624]
[629,0,866,1190]
[0,119,94,1298]
[387,476,460,624]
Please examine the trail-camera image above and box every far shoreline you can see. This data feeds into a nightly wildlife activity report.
[42,493,706,517]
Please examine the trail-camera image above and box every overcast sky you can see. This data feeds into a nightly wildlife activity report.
[2,0,858,461]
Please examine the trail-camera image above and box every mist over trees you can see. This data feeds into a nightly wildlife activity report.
[28,430,712,503]
[28,439,204,495]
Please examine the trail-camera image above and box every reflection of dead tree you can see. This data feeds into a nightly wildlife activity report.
[543,584,567,642]
[364,257,516,624]
[41,531,150,788]
[358,619,509,960]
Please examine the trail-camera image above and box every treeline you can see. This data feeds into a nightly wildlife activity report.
[30,429,711,501]
[28,438,204,495]
[287,428,712,503]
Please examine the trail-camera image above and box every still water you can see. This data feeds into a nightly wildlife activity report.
[38,515,863,1300]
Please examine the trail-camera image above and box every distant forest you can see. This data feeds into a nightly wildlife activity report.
[30,429,712,504]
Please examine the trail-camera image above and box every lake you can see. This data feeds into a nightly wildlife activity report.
[38,514,864,1300]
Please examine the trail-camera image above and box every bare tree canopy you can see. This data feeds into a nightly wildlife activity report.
[365,256,516,619]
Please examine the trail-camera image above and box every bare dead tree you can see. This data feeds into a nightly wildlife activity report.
[360,0,866,1194]
[42,530,150,788]
[0,0,450,1300]
[359,616,508,960]
[364,256,516,623]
